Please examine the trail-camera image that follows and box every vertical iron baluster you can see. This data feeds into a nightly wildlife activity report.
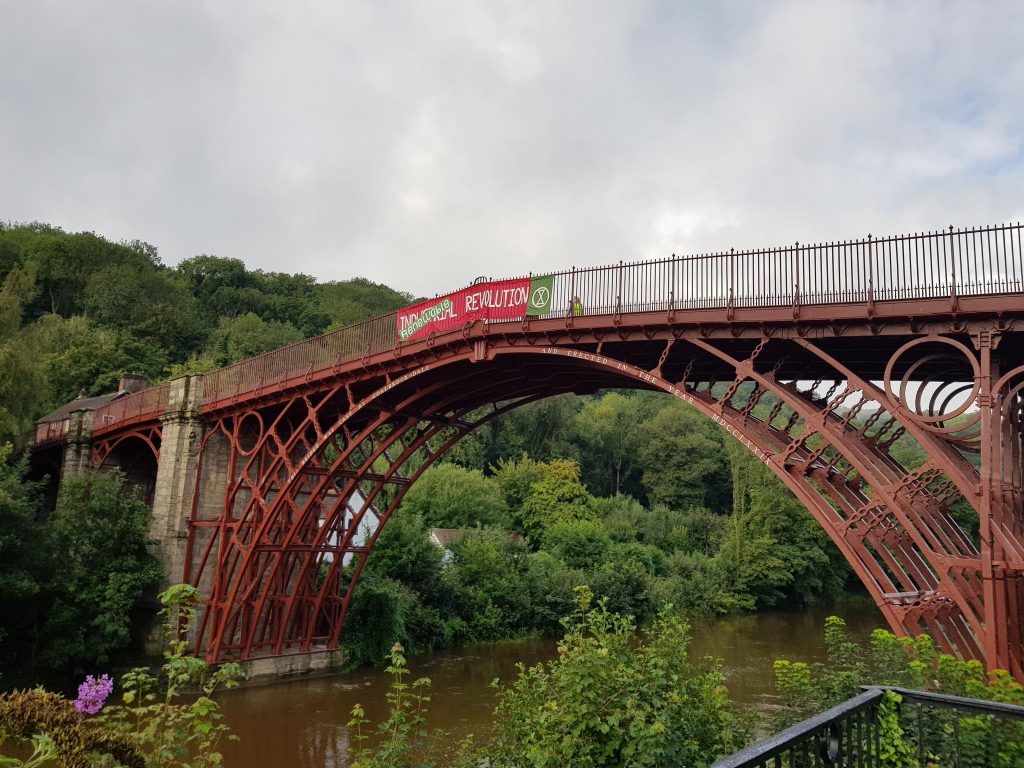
[929,228,938,296]
[873,702,881,764]
[866,235,875,311]
[912,233,920,298]
[669,256,675,313]
[1000,224,1009,291]
[1017,223,1023,289]
[987,713,997,766]
[953,708,961,768]
[729,248,735,312]
[568,266,576,318]
[917,702,924,766]
[700,255,706,308]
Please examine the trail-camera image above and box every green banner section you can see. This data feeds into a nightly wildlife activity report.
[526,274,553,316]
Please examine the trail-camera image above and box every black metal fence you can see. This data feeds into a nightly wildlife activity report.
[712,686,1024,768]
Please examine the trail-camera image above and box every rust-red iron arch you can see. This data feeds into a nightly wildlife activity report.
[92,427,161,468]
[91,428,162,506]
[186,339,993,670]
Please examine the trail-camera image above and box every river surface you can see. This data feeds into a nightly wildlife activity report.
[215,601,882,767]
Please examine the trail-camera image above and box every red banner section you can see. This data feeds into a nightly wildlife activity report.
[397,276,552,342]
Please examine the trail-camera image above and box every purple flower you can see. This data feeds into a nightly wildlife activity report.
[74,674,114,715]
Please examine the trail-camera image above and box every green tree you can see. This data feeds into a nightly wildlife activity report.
[351,512,456,655]
[362,514,443,592]
[26,315,166,408]
[208,312,303,364]
[593,493,647,543]
[544,518,611,569]
[41,471,164,671]
[175,255,253,320]
[668,506,726,556]
[0,445,48,681]
[316,278,412,329]
[398,464,509,528]
[638,403,730,512]
[343,576,420,667]
[492,455,547,513]
[486,395,583,466]
[658,552,747,616]
[444,531,532,641]
[84,266,207,361]
[575,392,644,496]
[16,228,156,319]
[720,442,847,608]
[0,267,45,441]
[518,459,596,544]
[588,559,656,623]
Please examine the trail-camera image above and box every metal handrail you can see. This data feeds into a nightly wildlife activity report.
[91,384,170,433]
[198,222,1024,406]
[33,222,1022,422]
[31,418,71,446]
[711,688,884,768]
[882,685,1024,720]
[712,686,1024,768]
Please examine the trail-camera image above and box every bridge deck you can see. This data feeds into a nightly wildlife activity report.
[31,222,1024,442]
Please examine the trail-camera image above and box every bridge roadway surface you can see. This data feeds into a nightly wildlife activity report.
[32,223,1024,678]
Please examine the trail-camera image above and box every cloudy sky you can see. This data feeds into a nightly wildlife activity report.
[2,1,1022,296]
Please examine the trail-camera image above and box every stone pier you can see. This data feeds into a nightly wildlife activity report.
[59,409,93,480]
[149,375,206,585]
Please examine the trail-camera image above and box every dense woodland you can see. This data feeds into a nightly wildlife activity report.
[0,222,949,687]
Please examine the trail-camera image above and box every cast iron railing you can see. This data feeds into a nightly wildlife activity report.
[30,418,70,447]
[199,222,1023,408]
[28,222,1024,430]
[712,686,1024,768]
[90,384,170,434]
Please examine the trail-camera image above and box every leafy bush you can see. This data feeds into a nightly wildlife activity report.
[348,643,432,768]
[481,587,746,767]
[0,585,243,768]
[544,518,611,569]
[42,470,164,673]
[773,616,1024,767]
[399,464,509,528]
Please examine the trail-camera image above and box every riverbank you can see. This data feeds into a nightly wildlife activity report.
[214,601,883,767]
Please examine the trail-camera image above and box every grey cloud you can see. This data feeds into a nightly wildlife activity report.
[1,1,1021,296]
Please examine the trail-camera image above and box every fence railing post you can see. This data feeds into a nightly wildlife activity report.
[669,256,676,316]
[727,249,735,320]
[615,260,624,317]
[949,225,959,312]
[792,242,801,319]
[867,234,875,316]
[567,266,577,322]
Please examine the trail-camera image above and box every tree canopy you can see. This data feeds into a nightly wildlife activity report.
[0,222,412,444]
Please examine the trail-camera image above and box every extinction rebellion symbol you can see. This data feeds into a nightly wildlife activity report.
[525,274,553,315]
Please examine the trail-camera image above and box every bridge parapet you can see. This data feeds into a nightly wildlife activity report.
[30,222,1022,428]
[92,384,169,435]
[32,416,70,447]
[193,221,1022,412]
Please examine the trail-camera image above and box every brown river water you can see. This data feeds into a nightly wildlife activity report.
[215,601,882,767]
